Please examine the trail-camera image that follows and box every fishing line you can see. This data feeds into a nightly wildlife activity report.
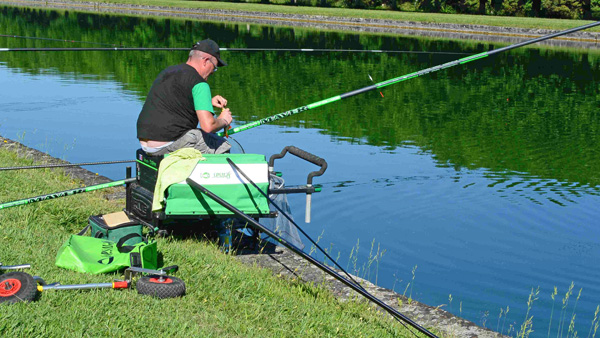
[227,137,246,154]
[225,158,368,292]
[0,160,135,171]
[226,157,425,337]
[215,21,600,138]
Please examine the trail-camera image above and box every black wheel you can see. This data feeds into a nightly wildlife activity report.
[0,272,37,304]
[136,275,185,299]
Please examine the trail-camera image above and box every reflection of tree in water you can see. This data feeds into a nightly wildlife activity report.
[1,6,599,188]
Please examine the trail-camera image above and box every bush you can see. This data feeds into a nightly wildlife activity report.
[542,0,582,18]
[398,0,419,11]
[417,0,443,11]
[591,0,600,18]
[341,0,367,7]
[440,0,480,13]
[501,0,525,15]
[381,0,398,9]
[364,0,383,7]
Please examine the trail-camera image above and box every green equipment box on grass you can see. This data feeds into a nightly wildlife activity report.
[126,146,327,235]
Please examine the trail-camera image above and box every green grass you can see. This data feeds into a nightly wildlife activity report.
[63,0,600,31]
[0,146,431,337]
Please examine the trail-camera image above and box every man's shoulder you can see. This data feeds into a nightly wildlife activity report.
[165,64,204,82]
[156,64,205,87]
[162,63,192,74]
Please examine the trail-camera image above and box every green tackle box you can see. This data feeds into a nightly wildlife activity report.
[164,154,270,216]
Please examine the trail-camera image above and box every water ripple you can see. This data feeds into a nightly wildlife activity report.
[320,170,599,207]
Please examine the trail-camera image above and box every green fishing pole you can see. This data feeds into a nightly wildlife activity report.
[216,20,600,138]
[0,160,135,171]
[0,46,467,55]
[0,178,136,210]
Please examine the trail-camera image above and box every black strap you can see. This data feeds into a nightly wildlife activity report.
[116,233,147,253]
[77,225,105,238]
[77,225,90,236]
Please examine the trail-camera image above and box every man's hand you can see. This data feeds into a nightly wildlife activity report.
[218,108,233,126]
[212,95,228,108]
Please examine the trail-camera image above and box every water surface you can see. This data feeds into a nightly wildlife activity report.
[1,7,599,336]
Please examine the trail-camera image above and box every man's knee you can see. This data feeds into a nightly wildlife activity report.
[154,129,230,155]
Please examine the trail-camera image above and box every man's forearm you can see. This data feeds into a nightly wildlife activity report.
[216,117,229,131]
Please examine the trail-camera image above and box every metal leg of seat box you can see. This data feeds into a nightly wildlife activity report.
[216,218,233,253]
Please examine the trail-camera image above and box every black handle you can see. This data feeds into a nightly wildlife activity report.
[269,146,325,167]
[116,233,146,253]
[268,146,328,185]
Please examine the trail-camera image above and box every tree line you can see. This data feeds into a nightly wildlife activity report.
[224,0,599,20]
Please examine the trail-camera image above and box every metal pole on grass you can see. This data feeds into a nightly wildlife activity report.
[0,160,135,171]
[186,178,438,338]
[0,178,136,210]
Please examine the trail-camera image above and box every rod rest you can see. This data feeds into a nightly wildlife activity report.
[268,146,327,185]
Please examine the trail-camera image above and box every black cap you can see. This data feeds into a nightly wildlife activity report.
[191,39,227,67]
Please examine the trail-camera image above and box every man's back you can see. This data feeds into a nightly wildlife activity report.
[137,63,206,142]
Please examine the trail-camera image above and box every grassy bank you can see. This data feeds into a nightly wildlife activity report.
[62,0,600,31]
[0,145,430,336]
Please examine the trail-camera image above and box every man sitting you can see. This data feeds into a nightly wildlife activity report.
[136,39,233,156]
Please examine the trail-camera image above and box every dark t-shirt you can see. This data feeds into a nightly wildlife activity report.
[137,63,213,141]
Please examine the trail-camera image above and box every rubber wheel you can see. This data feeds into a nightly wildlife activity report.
[0,272,37,304]
[136,275,185,299]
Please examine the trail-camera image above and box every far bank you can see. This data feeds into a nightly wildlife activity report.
[1,0,599,48]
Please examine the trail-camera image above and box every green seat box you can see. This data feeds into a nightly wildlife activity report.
[164,154,270,216]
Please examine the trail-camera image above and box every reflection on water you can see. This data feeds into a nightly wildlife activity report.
[1,7,599,335]
[327,169,600,206]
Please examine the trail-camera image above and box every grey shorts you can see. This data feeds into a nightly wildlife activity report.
[145,129,231,156]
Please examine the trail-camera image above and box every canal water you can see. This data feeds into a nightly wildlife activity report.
[1,7,599,336]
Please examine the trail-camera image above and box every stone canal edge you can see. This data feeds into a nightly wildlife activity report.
[1,0,599,49]
[0,135,504,337]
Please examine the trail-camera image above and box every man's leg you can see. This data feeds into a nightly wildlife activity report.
[199,130,232,154]
[151,129,231,156]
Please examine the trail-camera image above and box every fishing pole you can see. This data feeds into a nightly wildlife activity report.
[0,178,136,210]
[225,158,368,293]
[216,20,600,138]
[186,178,437,337]
[0,34,124,47]
[368,74,384,98]
[0,160,135,171]
[0,46,469,55]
